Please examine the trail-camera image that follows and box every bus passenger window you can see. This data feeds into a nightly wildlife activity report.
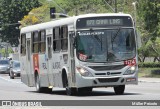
[20,34,26,55]
[53,27,61,51]
[61,26,68,51]
[40,30,46,53]
[32,32,39,53]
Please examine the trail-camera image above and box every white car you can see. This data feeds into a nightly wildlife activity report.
[0,60,10,74]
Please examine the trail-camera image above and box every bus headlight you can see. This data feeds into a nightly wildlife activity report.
[76,67,93,77]
[124,66,136,75]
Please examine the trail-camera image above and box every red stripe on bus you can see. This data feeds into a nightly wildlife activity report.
[33,54,39,73]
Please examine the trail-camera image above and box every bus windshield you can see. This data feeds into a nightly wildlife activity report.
[76,28,136,62]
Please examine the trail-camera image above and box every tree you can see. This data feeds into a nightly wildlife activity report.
[137,0,160,61]
[138,0,160,39]
[20,5,49,27]
[20,0,112,27]
[0,0,41,46]
[63,0,105,15]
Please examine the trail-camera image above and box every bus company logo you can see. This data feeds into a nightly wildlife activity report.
[107,72,111,75]
[2,101,11,106]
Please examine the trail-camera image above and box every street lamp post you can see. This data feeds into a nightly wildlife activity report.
[132,2,137,27]
[132,1,142,48]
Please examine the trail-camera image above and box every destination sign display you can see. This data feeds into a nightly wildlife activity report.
[76,16,133,29]
[86,19,123,26]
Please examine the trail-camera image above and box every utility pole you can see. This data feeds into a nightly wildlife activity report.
[115,0,117,13]
[132,2,137,28]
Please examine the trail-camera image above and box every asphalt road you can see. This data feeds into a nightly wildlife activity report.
[0,74,159,109]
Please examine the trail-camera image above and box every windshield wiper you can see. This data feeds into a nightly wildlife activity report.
[111,27,121,43]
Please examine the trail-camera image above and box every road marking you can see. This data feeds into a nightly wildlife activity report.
[0,76,22,84]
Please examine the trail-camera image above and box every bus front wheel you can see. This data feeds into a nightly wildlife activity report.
[114,85,125,95]
[64,74,76,96]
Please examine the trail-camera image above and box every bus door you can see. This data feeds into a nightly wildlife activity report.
[46,29,54,86]
[69,31,76,86]
[26,33,34,86]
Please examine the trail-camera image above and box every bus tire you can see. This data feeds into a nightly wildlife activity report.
[64,73,76,96]
[10,72,14,79]
[114,85,125,95]
[10,76,14,79]
[35,74,52,93]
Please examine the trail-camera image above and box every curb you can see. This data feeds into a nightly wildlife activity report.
[138,80,160,83]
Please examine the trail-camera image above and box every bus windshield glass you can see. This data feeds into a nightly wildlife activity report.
[76,28,136,62]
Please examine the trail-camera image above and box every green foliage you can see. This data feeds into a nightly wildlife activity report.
[0,48,6,57]
[138,68,160,78]
[0,0,41,46]
[139,62,160,68]
[20,0,113,27]
[138,0,160,39]
[39,0,112,16]
[20,5,49,27]
[0,47,13,57]
[151,69,160,75]
[137,0,160,60]
[63,0,110,15]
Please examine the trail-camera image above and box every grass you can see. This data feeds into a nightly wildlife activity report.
[138,68,160,78]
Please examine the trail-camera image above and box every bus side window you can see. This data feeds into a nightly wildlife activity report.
[32,31,39,53]
[20,34,26,56]
[53,27,61,51]
[61,26,68,51]
[39,30,46,53]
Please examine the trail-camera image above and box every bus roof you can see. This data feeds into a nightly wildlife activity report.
[21,16,75,33]
[75,13,132,18]
[20,13,132,33]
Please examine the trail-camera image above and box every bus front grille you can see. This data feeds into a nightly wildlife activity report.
[89,65,126,71]
[98,78,119,83]
[95,72,121,76]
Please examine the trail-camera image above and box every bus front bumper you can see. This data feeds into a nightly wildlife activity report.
[75,74,138,88]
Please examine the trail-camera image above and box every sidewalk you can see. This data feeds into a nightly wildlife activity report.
[138,77,160,83]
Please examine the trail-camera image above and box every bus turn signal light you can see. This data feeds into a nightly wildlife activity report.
[126,78,136,82]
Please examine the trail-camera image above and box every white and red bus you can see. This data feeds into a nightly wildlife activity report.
[20,13,138,95]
